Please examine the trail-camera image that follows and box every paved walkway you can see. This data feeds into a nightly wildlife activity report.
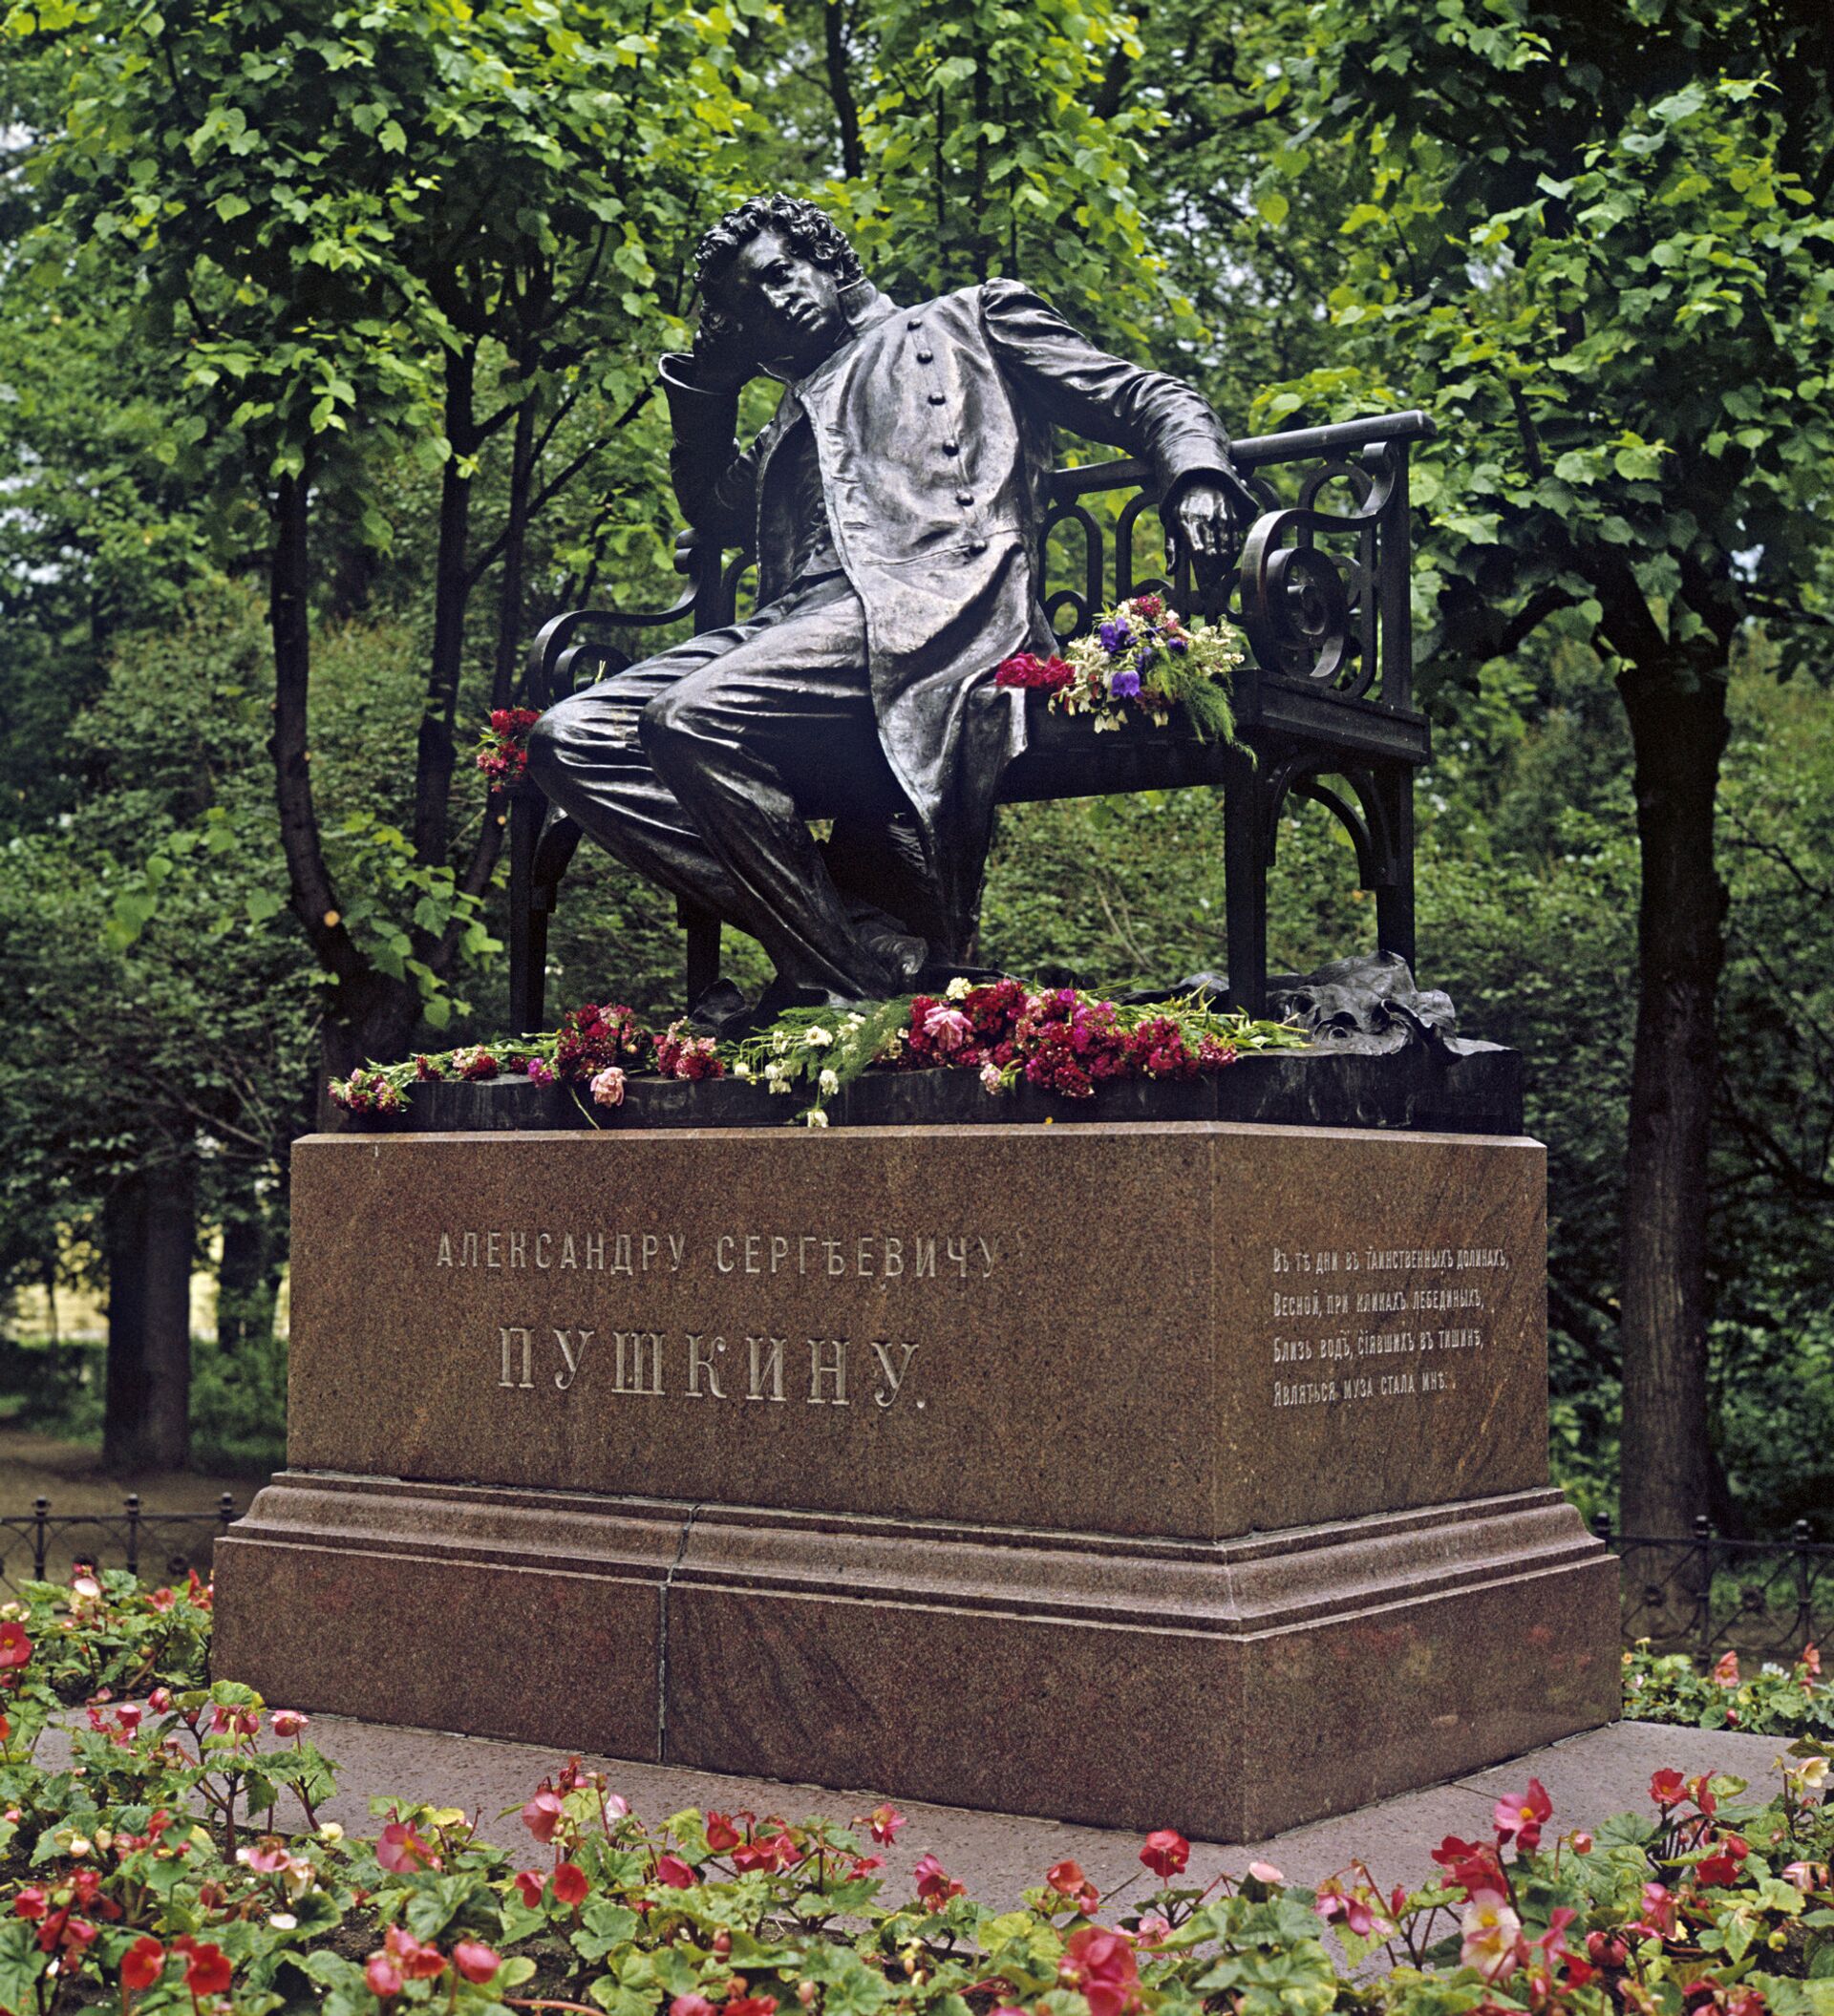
[289,1716,1788,1902]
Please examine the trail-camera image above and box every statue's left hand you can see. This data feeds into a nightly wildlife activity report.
[1171,478,1239,567]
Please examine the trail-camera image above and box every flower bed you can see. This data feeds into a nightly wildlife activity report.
[1624,1644,1834,1741]
[6,1579,1834,2016]
[329,983,1310,1129]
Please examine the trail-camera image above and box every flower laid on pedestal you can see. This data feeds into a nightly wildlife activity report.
[994,595,1247,739]
[327,980,1309,1129]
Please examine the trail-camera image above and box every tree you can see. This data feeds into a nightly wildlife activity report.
[1261,0,1834,1537]
[12,0,766,1089]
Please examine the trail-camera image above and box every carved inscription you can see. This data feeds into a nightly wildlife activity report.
[491,1326,923,1411]
[1266,1243,1511,1411]
[436,1226,996,1282]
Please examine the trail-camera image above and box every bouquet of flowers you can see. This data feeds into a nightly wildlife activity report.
[995,593,1246,739]
[474,706,543,789]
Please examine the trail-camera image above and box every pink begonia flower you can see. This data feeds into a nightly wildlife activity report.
[1714,1649,1740,1687]
[1133,1914,1172,1946]
[116,1705,143,1734]
[522,1790,565,1843]
[1460,1891,1524,1981]
[240,1843,291,1875]
[513,1871,546,1909]
[590,1067,627,1108]
[1491,1776,1552,1852]
[365,1956,404,2000]
[551,1862,588,1906]
[865,1804,906,1846]
[914,1853,965,1906]
[654,1855,696,1889]
[671,1999,718,2016]
[1061,1927,1140,2016]
[606,1793,630,1819]
[271,1709,309,1739]
[452,1942,502,1984]
[1248,1861,1286,1884]
[374,1823,437,1874]
[0,1623,31,1669]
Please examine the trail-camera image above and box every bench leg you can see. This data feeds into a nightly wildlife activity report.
[678,900,722,1008]
[1373,766,1418,973]
[1223,752,1269,1019]
[508,790,546,1035]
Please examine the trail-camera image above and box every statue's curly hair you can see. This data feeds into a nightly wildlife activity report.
[692,195,864,360]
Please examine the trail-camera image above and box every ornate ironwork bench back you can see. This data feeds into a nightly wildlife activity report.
[514,408,1436,1029]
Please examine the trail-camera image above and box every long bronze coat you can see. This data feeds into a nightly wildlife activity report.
[660,277,1233,953]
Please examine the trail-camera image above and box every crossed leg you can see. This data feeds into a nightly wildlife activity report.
[525,573,931,1001]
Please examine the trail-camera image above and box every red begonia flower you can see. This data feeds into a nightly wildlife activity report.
[1139,1830,1190,1881]
[654,1854,697,1889]
[121,1938,165,1991]
[1491,1777,1552,1852]
[727,1998,778,2016]
[12,1888,46,1921]
[1049,1859,1089,1897]
[671,2000,717,2016]
[551,1861,589,1906]
[865,1805,906,1846]
[184,1942,233,1996]
[705,1812,741,1852]
[514,1870,546,1908]
[0,1623,31,1668]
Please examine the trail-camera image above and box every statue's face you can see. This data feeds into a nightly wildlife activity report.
[716,227,845,375]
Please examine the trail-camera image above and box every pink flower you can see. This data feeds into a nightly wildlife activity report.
[1714,1649,1741,1687]
[375,1822,437,1874]
[979,1061,1004,1093]
[522,1790,565,1843]
[1061,1927,1140,2016]
[452,1942,501,1984]
[921,1004,972,1052]
[1650,1768,1688,1808]
[366,1956,404,1999]
[654,1854,696,1889]
[1491,1776,1552,1853]
[865,1804,906,1846]
[1460,1891,1524,1981]
[270,1709,309,1739]
[1133,1914,1171,1946]
[590,1067,627,1109]
[1139,1829,1189,1881]
[551,1862,588,1906]
[914,1853,965,1907]
[513,1870,545,1909]
[1048,1858,1090,1897]
[671,2000,718,2016]
[705,1812,741,1852]
[1248,1860,1286,1885]
[526,1058,556,1087]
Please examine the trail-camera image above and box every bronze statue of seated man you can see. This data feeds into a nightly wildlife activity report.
[525,193,1248,1022]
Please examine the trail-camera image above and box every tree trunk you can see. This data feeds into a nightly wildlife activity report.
[216,1180,274,1356]
[104,1179,149,1470]
[104,1162,198,1471]
[1616,666,1729,1548]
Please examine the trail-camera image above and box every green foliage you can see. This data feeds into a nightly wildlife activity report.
[1624,1645,1834,1741]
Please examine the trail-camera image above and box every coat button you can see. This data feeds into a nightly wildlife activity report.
[916,349,934,364]
[942,440,959,456]
[956,491,974,506]
[968,538,989,554]
[907,318,923,330]
[927,392,946,406]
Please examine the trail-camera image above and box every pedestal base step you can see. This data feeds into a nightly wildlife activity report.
[213,1475,1617,1840]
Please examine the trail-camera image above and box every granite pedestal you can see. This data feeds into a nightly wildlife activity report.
[213,1120,1618,1839]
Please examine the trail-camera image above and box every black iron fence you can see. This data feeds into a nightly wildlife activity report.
[1595,1513,1834,1663]
[0,1495,240,1597]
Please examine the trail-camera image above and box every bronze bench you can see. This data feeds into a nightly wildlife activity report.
[512,408,1435,1027]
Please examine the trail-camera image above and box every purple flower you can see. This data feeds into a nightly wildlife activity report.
[1167,635,1188,652]
[1109,668,1141,698]
[1098,619,1132,653]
